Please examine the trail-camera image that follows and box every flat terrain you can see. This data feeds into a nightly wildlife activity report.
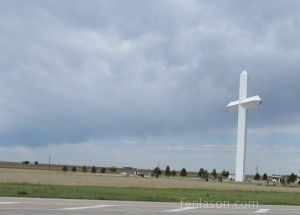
[1,197,300,215]
[0,168,299,192]
[1,167,300,206]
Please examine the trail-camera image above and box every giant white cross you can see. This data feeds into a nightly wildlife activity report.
[227,71,262,182]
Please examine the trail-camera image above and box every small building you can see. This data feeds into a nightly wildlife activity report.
[271,174,282,183]
[123,167,133,170]
[132,168,144,177]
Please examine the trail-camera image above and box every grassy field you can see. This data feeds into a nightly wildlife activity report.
[1,168,299,192]
[1,183,300,205]
[1,166,300,205]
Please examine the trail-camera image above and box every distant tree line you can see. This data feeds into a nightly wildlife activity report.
[62,165,108,173]
[59,164,300,186]
[151,165,187,178]
[22,161,38,165]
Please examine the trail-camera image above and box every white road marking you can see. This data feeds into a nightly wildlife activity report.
[0,202,19,205]
[255,209,270,213]
[59,204,114,211]
[164,207,195,212]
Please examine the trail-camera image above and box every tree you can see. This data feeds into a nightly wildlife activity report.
[152,166,162,178]
[262,173,268,180]
[204,170,208,176]
[72,166,77,172]
[109,166,117,172]
[101,167,106,173]
[171,169,176,176]
[254,173,261,180]
[91,166,97,173]
[204,170,208,181]
[82,166,87,173]
[211,169,217,179]
[165,166,171,177]
[280,177,285,185]
[289,173,298,183]
[34,161,39,165]
[221,170,229,178]
[198,168,205,178]
[62,165,68,172]
[180,168,187,177]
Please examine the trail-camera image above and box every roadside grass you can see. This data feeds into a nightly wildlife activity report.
[1,183,300,205]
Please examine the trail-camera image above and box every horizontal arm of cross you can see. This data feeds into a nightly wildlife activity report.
[227,95,262,112]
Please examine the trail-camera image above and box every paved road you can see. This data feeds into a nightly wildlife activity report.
[1,197,300,214]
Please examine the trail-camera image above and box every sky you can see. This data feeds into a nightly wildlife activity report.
[1,0,300,175]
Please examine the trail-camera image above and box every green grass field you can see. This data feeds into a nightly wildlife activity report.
[1,183,300,205]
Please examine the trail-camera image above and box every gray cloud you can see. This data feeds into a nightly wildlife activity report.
[1,0,300,173]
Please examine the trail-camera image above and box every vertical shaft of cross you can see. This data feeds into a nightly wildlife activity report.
[235,71,248,182]
[227,71,262,182]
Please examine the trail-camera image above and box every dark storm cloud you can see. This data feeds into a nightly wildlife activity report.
[1,0,300,147]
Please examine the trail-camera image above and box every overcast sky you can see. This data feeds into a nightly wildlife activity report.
[1,0,300,175]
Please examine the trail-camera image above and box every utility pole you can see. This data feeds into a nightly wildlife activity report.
[48,155,51,171]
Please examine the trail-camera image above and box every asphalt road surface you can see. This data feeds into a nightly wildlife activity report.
[1,197,300,215]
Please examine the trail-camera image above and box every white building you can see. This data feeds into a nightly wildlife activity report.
[271,175,282,183]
